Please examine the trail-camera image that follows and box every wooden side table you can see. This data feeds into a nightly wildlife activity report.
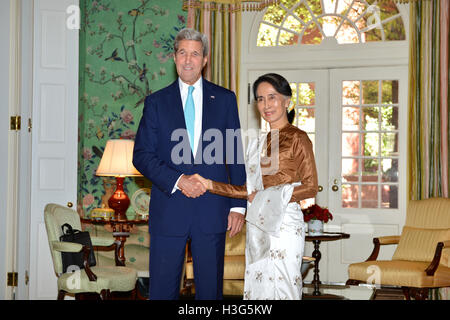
[305,232,350,298]
[81,217,149,265]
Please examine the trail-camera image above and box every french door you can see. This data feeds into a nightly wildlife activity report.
[248,66,408,283]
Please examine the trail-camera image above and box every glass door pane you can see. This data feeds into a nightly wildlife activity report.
[340,78,399,209]
[330,67,406,215]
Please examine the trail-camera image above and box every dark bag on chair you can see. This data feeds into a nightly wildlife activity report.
[59,223,96,273]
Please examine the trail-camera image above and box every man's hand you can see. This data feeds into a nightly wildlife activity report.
[178,174,206,198]
[227,211,245,238]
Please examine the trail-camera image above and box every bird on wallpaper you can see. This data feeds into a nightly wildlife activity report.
[128,8,143,17]
[144,50,152,56]
[139,63,148,82]
[96,127,104,140]
[104,48,124,62]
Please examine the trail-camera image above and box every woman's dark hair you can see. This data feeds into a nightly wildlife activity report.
[253,73,295,124]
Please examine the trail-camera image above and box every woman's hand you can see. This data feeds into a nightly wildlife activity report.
[248,192,257,203]
[191,173,212,190]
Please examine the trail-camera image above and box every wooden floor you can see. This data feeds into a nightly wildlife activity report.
[370,288,405,300]
[136,277,406,300]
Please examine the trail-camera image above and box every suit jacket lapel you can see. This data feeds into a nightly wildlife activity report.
[167,80,186,131]
[194,79,214,162]
[167,80,196,162]
[201,79,214,135]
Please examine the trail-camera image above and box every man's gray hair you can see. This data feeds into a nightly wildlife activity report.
[174,28,209,57]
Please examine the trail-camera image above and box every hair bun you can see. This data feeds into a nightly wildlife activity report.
[287,108,295,124]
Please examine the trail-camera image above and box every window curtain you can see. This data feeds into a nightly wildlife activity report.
[408,0,450,301]
[408,0,449,201]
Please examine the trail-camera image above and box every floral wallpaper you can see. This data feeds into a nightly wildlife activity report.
[77,0,186,216]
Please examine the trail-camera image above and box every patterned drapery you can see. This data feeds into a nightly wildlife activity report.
[408,0,449,200]
[183,0,277,12]
[186,3,242,100]
[184,0,437,8]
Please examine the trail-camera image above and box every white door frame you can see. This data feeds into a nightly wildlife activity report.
[0,0,30,300]
[0,0,15,300]
[16,0,34,300]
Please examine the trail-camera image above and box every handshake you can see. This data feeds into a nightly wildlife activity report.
[178,173,212,198]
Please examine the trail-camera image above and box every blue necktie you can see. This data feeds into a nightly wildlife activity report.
[184,85,195,152]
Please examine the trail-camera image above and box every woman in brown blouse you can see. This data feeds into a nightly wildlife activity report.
[195,73,318,299]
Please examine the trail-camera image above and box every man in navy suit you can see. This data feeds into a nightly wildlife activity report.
[133,28,246,300]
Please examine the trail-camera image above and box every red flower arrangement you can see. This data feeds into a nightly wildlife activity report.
[302,204,333,223]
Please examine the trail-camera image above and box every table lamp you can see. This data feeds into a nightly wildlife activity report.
[96,139,142,220]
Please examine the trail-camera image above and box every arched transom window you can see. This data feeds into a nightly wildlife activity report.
[257,0,405,46]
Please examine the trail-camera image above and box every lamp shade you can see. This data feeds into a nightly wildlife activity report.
[96,139,142,177]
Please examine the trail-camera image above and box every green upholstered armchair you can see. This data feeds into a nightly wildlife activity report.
[44,203,138,300]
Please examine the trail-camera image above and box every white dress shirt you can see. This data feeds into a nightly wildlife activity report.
[179,77,203,156]
[173,77,245,215]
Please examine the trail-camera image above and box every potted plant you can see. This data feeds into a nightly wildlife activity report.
[302,204,333,235]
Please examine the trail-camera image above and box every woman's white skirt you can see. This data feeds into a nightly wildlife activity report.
[243,202,306,300]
